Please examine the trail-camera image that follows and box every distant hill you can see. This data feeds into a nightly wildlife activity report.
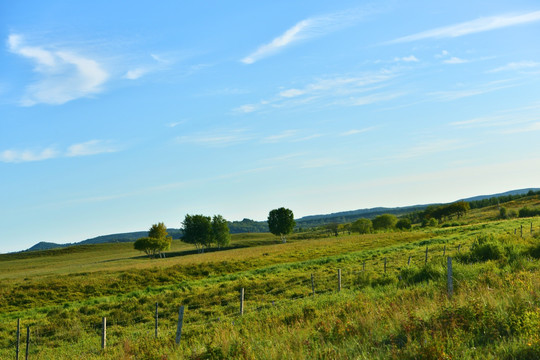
[23,188,538,252]
[459,188,539,202]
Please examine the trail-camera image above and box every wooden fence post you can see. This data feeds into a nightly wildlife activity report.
[443,245,446,257]
[175,306,185,345]
[155,302,159,338]
[311,274,315,296]
[25,326,29,360]
[101,317,106,349]
[384,258,387,274]
[425,246,428,265]
[338,269,342,292]
[362,261,365,271]
[458,244,461,253]
[240,288,244,315]
[514,228,517,235]
[407,256,411,266]
[16,319,20,360]
[447,257,453,299]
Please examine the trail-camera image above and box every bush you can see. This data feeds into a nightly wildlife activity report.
[468,235,505,262]
[399,263,444,285]
[519,207,540,218]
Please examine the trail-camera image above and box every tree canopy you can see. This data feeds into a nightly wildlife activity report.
[372,214,398,230]
[182,214,231,252]
[212,215,231,248]
[268,207,296,243]
[351,218,373,234]
[134,222,171,258]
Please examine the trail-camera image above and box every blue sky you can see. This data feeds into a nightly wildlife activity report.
[1,1,540,253]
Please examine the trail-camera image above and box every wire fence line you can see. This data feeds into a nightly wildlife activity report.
[4,236,525,358]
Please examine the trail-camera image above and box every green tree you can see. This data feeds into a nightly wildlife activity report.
[148,222,169,240]
[182,214,213,252]
[326,222,339,237]
[372,214,398,231]
[351,218,373,234]
[212,215,231,249]
[134,222,171,258]
[396,218,412,230]
[134,237,170,258]
[268,207,296,243]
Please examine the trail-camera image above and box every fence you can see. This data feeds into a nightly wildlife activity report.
[6,222,538,358]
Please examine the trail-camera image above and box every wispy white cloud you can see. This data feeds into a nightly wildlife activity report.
[262,130,298,143]
[391,139,467,160]
[242,9,366,64]
[176,129,253,147]
[8,34,109,106]
[435,50,449,58]
[0,140,119,163]
[500,122,540,134]
[66,140,118,157]
[430,79,518,101]
[387,11,540,44]
[488,61,540,73]
[443,56,468,64]
[235,69,398,114]
[336,91,405,106]
[340,127,375,136]
[394,55,419,62]
[123,53,173,80]
[0,148,58,163]
[301,157,344,169]
[451,102,540,129]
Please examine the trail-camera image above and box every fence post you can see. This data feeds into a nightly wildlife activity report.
[175,306,185,345]
[532,222,534,234]
[101,317,106,349]
[25,326,29,360]
[16,319,20,360]
[311,274,315,296]
[458,244,461,253]
[514,228,517,235]
[443,245,446,257]
[155,302,159,338]
[240,288,244,315]
[407,256,411,266]
[362,261,365,271]
[447,257,453,299]
[384,258,387,274]
[338,269,342,292]
[425,246,428,265]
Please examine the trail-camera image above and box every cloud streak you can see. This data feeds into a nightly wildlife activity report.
[387,11,540,44]
[242,10,365,64]
[8,34,109,106]
[0,140,119,163]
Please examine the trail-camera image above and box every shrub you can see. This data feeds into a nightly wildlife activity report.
[399,263,444,285]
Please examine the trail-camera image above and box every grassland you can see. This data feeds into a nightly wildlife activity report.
[1,196,540,359]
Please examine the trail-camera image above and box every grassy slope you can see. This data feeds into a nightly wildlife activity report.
[0,197,539,359]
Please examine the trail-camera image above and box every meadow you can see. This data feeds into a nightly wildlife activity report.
[1,197,540,359]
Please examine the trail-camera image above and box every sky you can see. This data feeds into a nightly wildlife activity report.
[1,1,540,253]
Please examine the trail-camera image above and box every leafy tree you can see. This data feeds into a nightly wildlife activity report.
[396,218,412,230]
[499,207,508,219]
[134,222,171,258]
[212,215,231,248]
[326,222,339,236]
[351,218,373,234]
[268,207,296,243]
[149,222,169,240]
[134,237,170,258]
[182,214,213,252]
[372,214,398,231]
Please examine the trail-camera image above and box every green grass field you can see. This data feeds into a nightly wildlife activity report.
[1,197,540,359]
